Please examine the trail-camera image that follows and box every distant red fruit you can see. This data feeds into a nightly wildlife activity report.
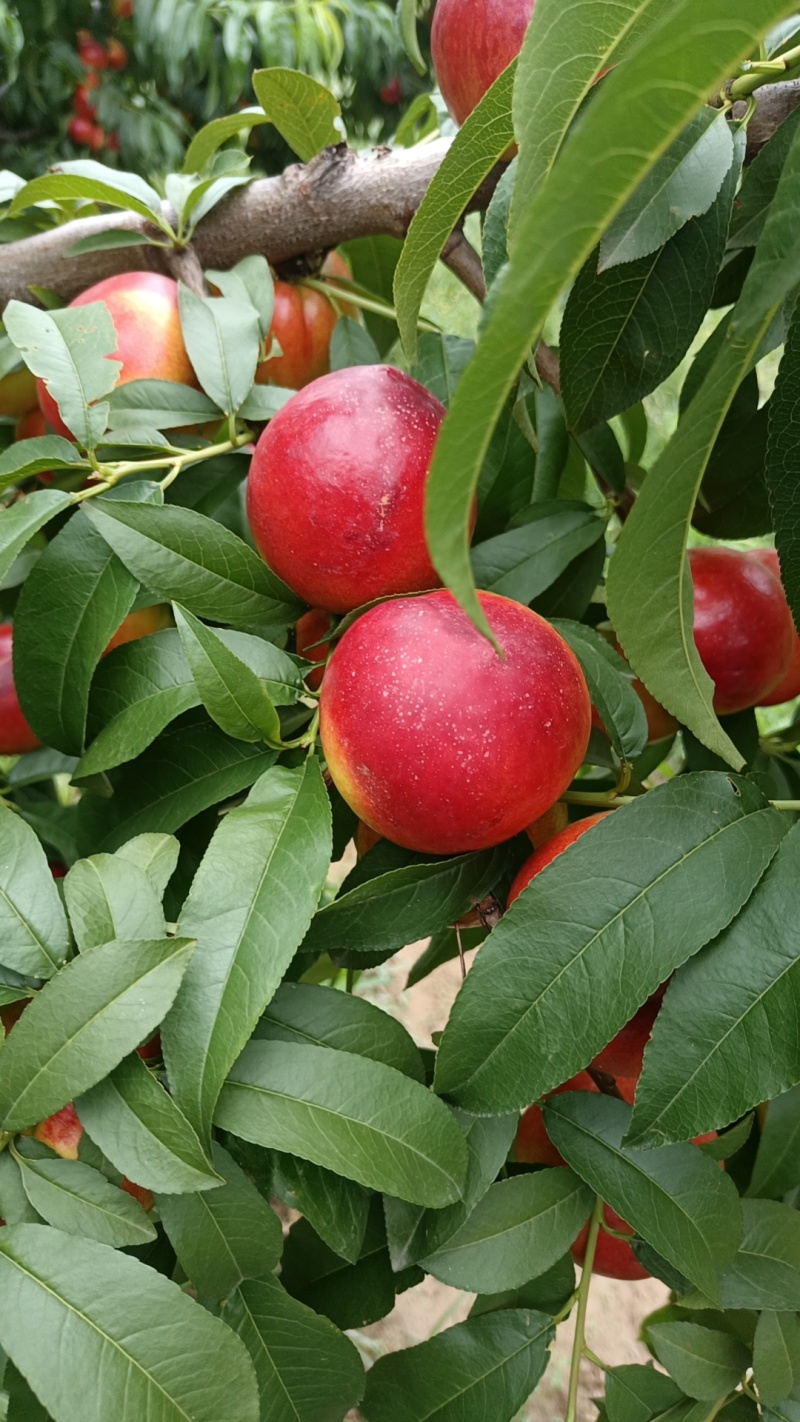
[67,116,96,146]
[78,36,108,69]
[380,76,403,104]
[89,126,106,152]
[106,38,127,69]
[73,84,98,120]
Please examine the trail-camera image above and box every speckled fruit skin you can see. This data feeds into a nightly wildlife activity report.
[37,273,195,438]
[0,625,41,755]
[751,549,800,705]
[591,983,667,1079]
[689,546,793,714]
[320,590,591,854]
[247,365,449,614]
[256,252,356,390]
[507,812,609,907]
[515,1071,599,1167]
[572,1204,651,1281]
[431,0,535,127]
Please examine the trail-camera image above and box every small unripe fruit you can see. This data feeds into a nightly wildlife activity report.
[507,813,609,907]
[688,546,793,714]
[320,590,591,854]
[751,549,800,705]
[37,273,195,439]
[0,625,41,756]
[431,0,535,127]
[247,365,449,613]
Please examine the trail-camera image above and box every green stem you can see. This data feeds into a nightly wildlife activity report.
[560,790,635,808]
[770,800,800,811]
[552,1291,579,1326]
[582,1345,609,1370]
[69,430,253,504]
[565,1195,604,1422]
[0,1132,12,1154]
[302,276,440,332]
[345,967,355,994]
[729,42,800,98]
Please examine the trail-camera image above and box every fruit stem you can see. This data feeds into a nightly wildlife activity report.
[565,1194,604,1422]
[301,276,440,332]
[69,430,254,504]
[582,1344,608,1370]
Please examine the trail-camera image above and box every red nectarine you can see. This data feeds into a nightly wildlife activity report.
[0,625,41,756]
[431,0,535,127]
[752,549,800,705]
[320,590,591,854]
[688,547,793,714]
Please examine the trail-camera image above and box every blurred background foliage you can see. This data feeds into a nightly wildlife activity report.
[0,0,435,179]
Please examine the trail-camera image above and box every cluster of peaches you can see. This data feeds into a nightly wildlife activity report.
[66,28,127,154]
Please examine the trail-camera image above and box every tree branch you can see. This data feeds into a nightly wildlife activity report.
[736,80,800,160]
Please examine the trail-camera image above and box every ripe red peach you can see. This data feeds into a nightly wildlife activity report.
[572,1203,650,1281]
[751,549,800,705]
[255,252,356,391]
[320,590,591,854]
[431,0,535,127]
[507,812,609,907]
[515,1071,599,1167]
[591,984,667,1080]
[688,547,793,714]
[0,625,41,755]
[295,608,333,691]
[247,365,450,614]
[37,273,196,439]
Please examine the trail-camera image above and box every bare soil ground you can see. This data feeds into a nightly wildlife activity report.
[345,940,668,1421]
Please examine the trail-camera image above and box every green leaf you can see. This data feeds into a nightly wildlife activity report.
[174,604,281,743]
[0,491,71,585]
[0,435,88,492]
[749,1086,800,1200]
[14,1153,156,1248]
[551,619,648,763]
[76,630,200,778]
[718,1200,800,1310]
[399,0,426,74]
[0,936,195,1130]
[66,230,155,257]
[729,108,800,250]
[252,68,341,161]
[206,255,274,342]
[0,1224,259,1422]
[82,498,302,628]
[509,0,673,234]
[469,1253,576,1321]
[183,109,271,175]
[361,1309,553,1422]
[14,506,142,754]
[603,1364,686,1422]
[425,0,788,644]
[648,1324,750,1401]
[599,110,734,271]
[544,1093,742,1305]
[271,1153,371,1263]
[64,852,165,952]
[0,1155,41,1228]
[329,316,381,371]
[607,116,800,768]
[177,286,260,414]
[5,1360,50,1420]
[0,803,69,978]
[411,332,474,406]
[628,824,800,1148]
[280,1202,402,1330]
[394,63,515,363]
[115,832,180,900]
[157,1141,282,1300]
[482,159,516,290]
[256,981,424,1081]
[163,760,331,1140]
[237,385,295,421]
[75,713,277,854]
[470,501,605,605]
[105,378,221,430]
[342,235,403,355]
[301,843,506,956]
[3,300,121,449]
[76,1053,220,1195]
[561,153,741,432]
[420,1168,593,1292]
[215,1040,468,1208]
[766,303,800,632]
[224,1273,366,1422]
[753,1311,800,1407]
[10,163,163,223]
[434,773,785,1112]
